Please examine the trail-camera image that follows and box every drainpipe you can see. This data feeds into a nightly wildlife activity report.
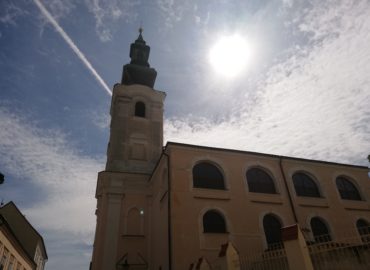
[279,157,298,223]
[163,151,172,270]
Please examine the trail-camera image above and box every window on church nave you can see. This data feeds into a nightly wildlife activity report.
[192,162,225,190]
[263,214,282,247]
[292,172,321,197]
[336,176,362,201]
[135,101,146,117]
[246,167,277,194]
[203,210,227,233]
[310,217,331,242]
[356,219,370,242]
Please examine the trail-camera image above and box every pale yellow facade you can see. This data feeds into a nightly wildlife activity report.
[149,143,370,269]
[92,135,370,269]
[91,82,166,270]
[0,203,47,270]
[91,32,370,270]
[0,218,35,270]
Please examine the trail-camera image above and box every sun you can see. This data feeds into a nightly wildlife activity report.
[209,34,251,78]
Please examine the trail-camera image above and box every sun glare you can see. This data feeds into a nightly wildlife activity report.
[209,34,251,78]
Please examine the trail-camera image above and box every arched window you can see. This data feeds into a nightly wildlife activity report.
[292,172,320,197]
[263,214,282,246]
[246,168,276,194]
[193,162,225,190]
[203,210,226,233]
[356,219,370,237]
[311,217,331,242]
[135,101,146,117]
[336,176,361,201]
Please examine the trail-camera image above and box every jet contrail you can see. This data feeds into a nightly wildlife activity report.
[33,0,112,96]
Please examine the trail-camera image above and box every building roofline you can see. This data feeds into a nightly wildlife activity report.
[99,170,151,176]
[164,141,368,170]
[0,214,37,268]
[0,201,48,259]
[148,150,167,183]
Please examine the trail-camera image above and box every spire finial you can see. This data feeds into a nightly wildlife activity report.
[136,22,144,43]
[139,21,143,35]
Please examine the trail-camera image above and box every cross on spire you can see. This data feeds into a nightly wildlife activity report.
[139,23,143,35]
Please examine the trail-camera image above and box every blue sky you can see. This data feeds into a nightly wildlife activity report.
[0,0,369,269]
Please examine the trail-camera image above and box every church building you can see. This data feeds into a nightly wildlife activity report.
[90,30,370,270]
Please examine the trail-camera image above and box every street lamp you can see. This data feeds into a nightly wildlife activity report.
[0,172,4,185]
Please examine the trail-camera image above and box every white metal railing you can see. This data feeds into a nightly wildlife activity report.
[308,229,370,270]
[239,242,289,270]
[238,228,370,270]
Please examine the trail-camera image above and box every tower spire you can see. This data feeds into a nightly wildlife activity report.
[121,29,157,88]
[136,25,144,43]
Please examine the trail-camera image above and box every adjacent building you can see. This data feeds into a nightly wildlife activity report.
[0,202,47,270]
[91,30,370,270]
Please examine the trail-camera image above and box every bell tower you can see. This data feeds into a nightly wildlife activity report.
[106,27,165,174]
[91,29,166,270]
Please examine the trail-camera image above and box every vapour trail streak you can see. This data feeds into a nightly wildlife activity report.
[32,0,112,96]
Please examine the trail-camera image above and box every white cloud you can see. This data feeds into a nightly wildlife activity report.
[282,0,294,8]
[90,110,110,130]
[0,1,27,25]
[43,0,75,21]
[164,0,370,166]
[34,0,75,37]
[84,0,140,42]
[156,0,194,28]
[33,0,112,96]
[0,106,104,237]
[297,0,366,43]
[34,0,139,42]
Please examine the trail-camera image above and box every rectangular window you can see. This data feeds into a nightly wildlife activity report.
[0,241,3,260]
[7,255,14,270]
[0,248,9,270]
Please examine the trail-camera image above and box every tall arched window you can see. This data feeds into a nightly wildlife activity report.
[135,101,146,117]
[246,168,276,194]
[356,219,370,237]
[203,210,226,233]
[336,176,361,201]
[193,162,225,190]
[292,172,320,197]
[263,214,282,247]
[311,217,331,242]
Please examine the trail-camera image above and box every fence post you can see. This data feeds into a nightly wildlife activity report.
[282,224,314,270]
[194,257,211,270]
[217,242,241,270]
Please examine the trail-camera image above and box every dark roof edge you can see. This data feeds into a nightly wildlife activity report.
[0,201,48,259]
[0,215,37,268]
[98,170,151,176]
[165,142,368,170]
[148,149,167,183]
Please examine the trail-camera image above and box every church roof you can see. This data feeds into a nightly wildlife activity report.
[164,141,368,170]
